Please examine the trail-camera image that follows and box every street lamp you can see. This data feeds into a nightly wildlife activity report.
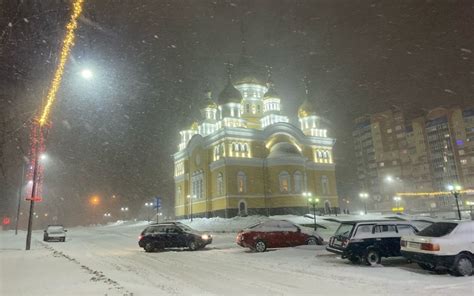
[303,192,312,214]
[393,196,402,208]
[307,197,320,230]
[144,202,153,222]
[359,192,369,214]
[447,185,462,220]
[120,207,129,220]
[187,195,196,222]
[385,175,394,183]
[80,68,93,80]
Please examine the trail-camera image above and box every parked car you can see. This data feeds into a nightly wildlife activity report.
[138,223,212,252]
[401,220,474,276]
[43,225,67,242]
[236,220,323,252]
[326,220,418,265]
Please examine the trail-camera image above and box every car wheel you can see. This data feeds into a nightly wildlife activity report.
[306,237,318,245]
[452,254,473,277]
[188,241,198,251]
[364,249,381,266]
[418,263,435,271]
[254,240,267,252]
[144,242,155,253]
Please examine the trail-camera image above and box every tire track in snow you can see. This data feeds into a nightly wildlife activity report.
[39,240,133,295]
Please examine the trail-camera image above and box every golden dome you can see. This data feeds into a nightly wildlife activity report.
[203,90,217,109]
[298,98,317,118]
[190,121,199,131]
[218,80,242,104]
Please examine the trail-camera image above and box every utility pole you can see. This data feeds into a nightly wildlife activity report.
[15,160,27,235]
[26,136,40,250]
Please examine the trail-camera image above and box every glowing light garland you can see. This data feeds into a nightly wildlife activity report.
[39,0,84,126]
[396,189,474,197]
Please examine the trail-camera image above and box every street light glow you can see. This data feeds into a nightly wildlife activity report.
[81,68,93,80]
[385,176,394,183]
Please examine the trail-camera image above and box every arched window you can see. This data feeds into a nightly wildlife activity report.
[321,176,329,195]
[279,171,290,193]
[238,200,247,216]
[192,170,205,199]
[237,171,247,193]
[293,171,303,193]
[217,172,224,195]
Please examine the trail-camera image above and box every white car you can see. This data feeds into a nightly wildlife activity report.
[43,225,67,242]
[401,220,474,276]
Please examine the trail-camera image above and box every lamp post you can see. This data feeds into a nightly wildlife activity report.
[447,185,462,220]
[144,202,153,222]
[120,207,129,220]
[187,195,196,222]
[307,197,320,230]
[359,192,369,215]
[393,196,402,210]
[303,192,312,215]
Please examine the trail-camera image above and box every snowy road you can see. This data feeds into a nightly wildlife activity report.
[1,222,473,296]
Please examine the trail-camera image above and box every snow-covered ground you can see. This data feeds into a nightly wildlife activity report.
[1,216,473,296]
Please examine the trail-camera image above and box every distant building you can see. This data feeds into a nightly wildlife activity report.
[353,106,474,212]
[173,55,338,218]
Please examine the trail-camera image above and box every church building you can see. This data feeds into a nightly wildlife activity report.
[173,55,338,218]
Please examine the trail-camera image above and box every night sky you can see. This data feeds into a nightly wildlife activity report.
[1,0,473,225]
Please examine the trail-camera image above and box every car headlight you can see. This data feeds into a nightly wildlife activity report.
[201,234,210,240]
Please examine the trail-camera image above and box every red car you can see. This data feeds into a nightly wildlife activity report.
[236,220,324,252]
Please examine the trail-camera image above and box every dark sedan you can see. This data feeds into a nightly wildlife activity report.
[138,223,212,252]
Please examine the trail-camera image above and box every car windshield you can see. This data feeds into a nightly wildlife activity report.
[334,223,354,237]
[416,222,458,237]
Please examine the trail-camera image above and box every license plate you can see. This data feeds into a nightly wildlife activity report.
[408,242,421,249]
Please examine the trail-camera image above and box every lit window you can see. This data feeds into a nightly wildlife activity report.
[279,171,290,193]
[191,171,204,199]
[237,171,246,193]
[293,171,303,193]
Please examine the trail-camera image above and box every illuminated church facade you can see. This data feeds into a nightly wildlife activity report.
[173,56,338,218]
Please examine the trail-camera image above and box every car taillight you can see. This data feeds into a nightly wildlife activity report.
[400,240,407,247]
[421,243,440,251]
